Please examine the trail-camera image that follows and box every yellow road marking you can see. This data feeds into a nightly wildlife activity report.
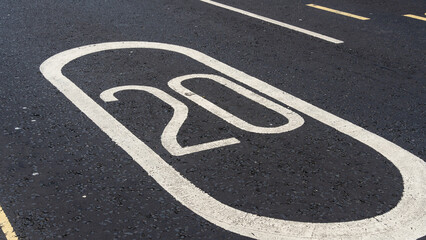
[0,205,18,240]
[306,4,370,20]
[404,14,426,21]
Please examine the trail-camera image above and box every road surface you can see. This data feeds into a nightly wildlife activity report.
[1,0,425,239]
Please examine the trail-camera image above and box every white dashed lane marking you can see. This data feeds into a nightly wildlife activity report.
[200,0,344,44]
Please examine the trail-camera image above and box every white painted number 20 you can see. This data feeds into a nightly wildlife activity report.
[40,42,426,240]
[100,74,304,156]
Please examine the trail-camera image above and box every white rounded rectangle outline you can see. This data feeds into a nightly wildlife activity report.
[40,42,426,239]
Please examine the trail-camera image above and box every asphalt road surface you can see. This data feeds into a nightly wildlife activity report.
[1,0,425,239]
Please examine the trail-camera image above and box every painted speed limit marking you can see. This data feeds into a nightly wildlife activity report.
[40,42,426,239]
[99,74,304,156]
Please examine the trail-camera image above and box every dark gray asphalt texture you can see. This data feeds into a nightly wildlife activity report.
[0,0,425,239]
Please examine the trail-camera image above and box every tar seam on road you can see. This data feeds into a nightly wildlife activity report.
[0,205,18,240]
[200,0,344,44]
[306,4,370,20]
[403,14,426,21]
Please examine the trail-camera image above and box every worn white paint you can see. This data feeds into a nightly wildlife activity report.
[100,85,240,156]
[168,74,304,134]
[200,0,344,44]
[40,42,426,239]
